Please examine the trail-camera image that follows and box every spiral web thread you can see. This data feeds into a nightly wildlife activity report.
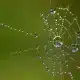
[0,5,80,80]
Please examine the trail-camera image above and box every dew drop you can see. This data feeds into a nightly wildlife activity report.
[50,8,56,15]
[53,36,63,48]
[40,13,44,17]
[71,44,79,53]
[33,33,39,38]
[76,32,80,39]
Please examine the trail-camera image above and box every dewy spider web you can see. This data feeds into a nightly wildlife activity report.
[0,4,80,80]
[38,5,80,80]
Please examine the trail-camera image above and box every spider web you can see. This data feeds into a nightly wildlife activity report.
[0,5,80,80]
[38,5,80,80]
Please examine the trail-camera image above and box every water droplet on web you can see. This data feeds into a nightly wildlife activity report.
[50,8,56,15]
[33,32,39,38]
[53,36,63,48]
[76,32,80,39]
[72,47,78,53]
[71,44,79,53]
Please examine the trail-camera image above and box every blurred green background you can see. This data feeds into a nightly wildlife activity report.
[0,0,80,80]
